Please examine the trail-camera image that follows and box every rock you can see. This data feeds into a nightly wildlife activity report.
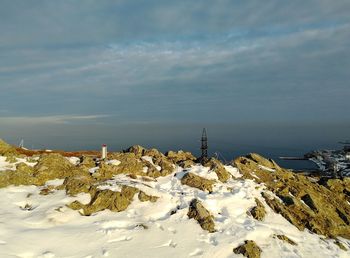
[61,174,96,196]
[179,160,196,168]
[144,148,174,177]
[233,240,262,258]
[187,199,215,233]
[122,146,175,177]
[234,154,350,239]
[5,153,17,163]
[78,156,96,171]
[34,153,75,181]
[0,162,36,187]
[323,178,350,202]
[204,158,231,182]
[95,153,144,180]
[138,191,159,202]
[334,240,348,251]
[166,150,196,164]
[273,234,297,245]
[68,185,159,216]
[124,145,146,158]
[0,139,16,155]
[248,198,266,221]
[73,185,139,215]
[181,172,216,192]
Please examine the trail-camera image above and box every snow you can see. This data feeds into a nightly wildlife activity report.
[0,156,349,258]
[67,157,80,165]
[142,156,161,171]
[0,156,37,171]
[258,165,276,172]
[106,159,121,166]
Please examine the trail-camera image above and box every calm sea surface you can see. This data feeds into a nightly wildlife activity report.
[2,122,349,171]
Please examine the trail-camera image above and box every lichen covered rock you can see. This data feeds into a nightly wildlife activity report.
[68,185,159,216]
[204,158,231,182]
[248,198,266,221]
[273,234,297,245]
[233,240,262,258]
[181,172,215,192]
[234,154,350,239]
[187,199,215,233]
[0,139,16,155]
[61,174,96,196]
[166,150,196,164]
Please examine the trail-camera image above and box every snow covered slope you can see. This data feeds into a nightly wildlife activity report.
[0,157,349,258]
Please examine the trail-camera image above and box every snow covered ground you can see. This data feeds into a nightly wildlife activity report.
[0,156,349,258]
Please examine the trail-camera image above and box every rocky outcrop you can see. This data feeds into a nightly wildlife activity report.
[166,150,196,164]
[187,199,215,233]
[121,146,175,177]
[248,198,266,221]
[61,174,96,196]
[78,156,96,171]
[233,240,262,258]
[204,158,231,182]
[68,185,159,216]
[0,139,16,155]
[234,154,350,239]
[181,173,216,193]
[0,162,36,187]
[138,191,159,202]
[124,145,146,158]
[0,153,90,187]
[143,148,174,177]
[94,153,144,180]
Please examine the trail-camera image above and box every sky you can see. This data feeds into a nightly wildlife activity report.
[0,0,350,155]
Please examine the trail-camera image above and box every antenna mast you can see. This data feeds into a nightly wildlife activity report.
[201,128,208,163]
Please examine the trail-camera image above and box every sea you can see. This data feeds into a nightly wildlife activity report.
[2,122,349,171]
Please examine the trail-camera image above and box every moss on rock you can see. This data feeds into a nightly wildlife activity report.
[233,240,262,258]
[248,198,266,221]
[188,199,215,233]
[204,158,231,183]
[181,172,216,192]
[234,153,350,239]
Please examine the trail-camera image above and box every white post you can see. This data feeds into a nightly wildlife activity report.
[102,144,107,160]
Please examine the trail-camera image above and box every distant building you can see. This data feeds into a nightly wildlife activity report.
[346,152,350,161]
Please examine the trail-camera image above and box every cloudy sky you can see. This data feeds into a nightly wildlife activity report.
[1,1,350,153]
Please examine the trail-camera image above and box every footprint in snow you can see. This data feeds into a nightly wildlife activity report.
[102,249,109,257]
[107,236,133,243]
[38,251,55,258]
[155,239,177,248]
[167,227,177,234]
[189,248,203,256]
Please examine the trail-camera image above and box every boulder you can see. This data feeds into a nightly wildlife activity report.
[233,240,262,258]
[138,191,159,202]
[181,172,216,193]
[94,153,145,180]
[0,139,16,155]
[187,199,215,233]
[166,150,196,164]
[68,185,158,216]
[248,198,266,221]
[61,174,96,196]
[78,156,96,171]
[0,163,37,187]
[204,158,231,182]
[124,145,146,158]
